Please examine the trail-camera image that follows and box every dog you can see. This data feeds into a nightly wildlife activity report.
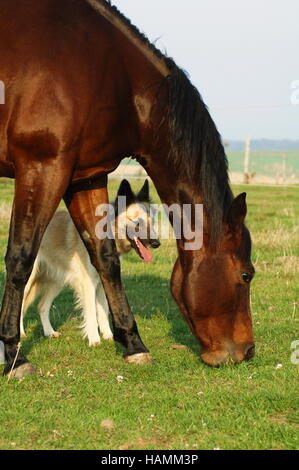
[20,179,160,346]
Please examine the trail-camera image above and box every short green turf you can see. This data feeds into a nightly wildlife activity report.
[0,178,298,450]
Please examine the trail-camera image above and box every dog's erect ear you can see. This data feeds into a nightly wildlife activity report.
[226,193,247,231]
[117,179,135,202]
[137,179,150,202]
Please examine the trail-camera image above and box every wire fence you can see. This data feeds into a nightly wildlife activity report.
[109,152,299,185]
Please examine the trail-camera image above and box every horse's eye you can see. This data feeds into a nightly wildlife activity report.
[241,272,253,283]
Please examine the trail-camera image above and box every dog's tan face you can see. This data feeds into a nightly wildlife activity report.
[115,202,159,259]
[113,180,160,261]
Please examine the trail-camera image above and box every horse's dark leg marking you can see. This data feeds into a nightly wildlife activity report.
[99,237,150,358]
[0,160,72,377]
[64,180,153,364]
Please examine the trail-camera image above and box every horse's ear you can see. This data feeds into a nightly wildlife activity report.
[137,179,149,201]
[226,193,247,231]
[117,179,135,201]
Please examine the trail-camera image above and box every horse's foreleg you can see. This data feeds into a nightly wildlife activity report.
[64,180,153,364]
[0,161,72,377]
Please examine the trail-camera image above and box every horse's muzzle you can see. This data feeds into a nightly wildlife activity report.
[201,342,255,367]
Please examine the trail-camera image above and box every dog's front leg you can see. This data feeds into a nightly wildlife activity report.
[95,284,113,341]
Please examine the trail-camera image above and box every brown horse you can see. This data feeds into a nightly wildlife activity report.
[0,0,255,377]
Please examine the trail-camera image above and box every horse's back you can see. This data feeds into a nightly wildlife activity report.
[0,0,108,102]
[0,0,126,175]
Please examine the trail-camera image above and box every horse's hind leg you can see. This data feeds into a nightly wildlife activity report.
[64,179,152,364]
[0,161,72,377]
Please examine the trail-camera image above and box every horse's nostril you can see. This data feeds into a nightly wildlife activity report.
[244,344,255,361]
[151,240,160,249]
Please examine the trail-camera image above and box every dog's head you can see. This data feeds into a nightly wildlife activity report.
[113,179,160,261]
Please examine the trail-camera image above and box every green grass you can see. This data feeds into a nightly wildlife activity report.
[0,178,298,450]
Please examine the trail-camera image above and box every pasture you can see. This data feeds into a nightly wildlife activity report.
[0,178,298,450]
[227,149,299,178]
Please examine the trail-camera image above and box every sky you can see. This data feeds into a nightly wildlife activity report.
[112,0,299,141]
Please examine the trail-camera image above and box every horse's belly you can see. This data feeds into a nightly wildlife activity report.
[0,160,14,178]
[72,160,121,184]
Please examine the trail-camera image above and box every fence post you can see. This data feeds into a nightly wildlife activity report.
[243,135,251,184]
[282,153,286,184]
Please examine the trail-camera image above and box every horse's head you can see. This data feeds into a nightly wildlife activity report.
[171,193,255,366]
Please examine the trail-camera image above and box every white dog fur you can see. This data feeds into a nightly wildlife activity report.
[19,180,158,346]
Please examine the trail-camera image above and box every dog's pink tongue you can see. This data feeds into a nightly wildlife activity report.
[134,236,152,262]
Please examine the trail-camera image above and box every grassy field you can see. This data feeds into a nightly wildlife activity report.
[122,150,299,179]
[0,178,298,450]
[226,150,299,178]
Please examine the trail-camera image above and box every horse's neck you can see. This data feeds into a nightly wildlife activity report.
[87,0,168,77]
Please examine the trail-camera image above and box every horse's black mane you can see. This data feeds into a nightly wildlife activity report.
[166,66,234,247]
[95,0,167,63]
[93,0,233,247]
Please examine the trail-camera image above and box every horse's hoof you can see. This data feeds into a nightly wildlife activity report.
[123,352,154,365]
[5,362,36,379]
